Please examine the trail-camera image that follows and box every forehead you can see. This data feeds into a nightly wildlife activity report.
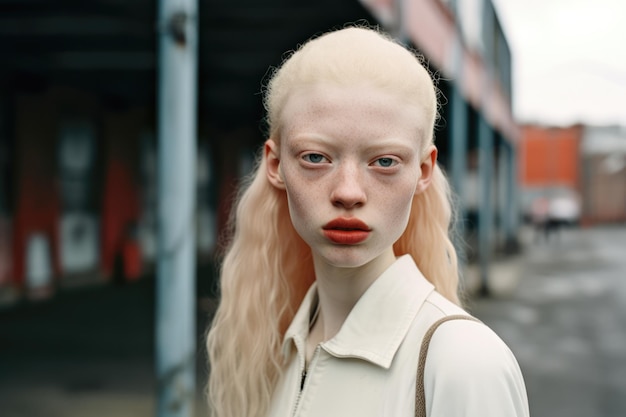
[279,83,429,145]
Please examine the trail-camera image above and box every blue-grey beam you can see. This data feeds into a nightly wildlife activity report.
[478,113,494,296]
[450,84,469,263]
[156,0,198,416]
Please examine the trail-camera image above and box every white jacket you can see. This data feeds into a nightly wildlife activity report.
[267,255,529,417]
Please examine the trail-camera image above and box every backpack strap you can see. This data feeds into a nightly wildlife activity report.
[415,315,481,417]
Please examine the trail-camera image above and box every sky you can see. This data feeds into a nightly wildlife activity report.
[491,0,626,127]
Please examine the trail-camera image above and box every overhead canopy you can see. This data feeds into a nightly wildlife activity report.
[0,0,376,127]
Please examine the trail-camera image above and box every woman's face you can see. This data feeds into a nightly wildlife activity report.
[266,83,436,270]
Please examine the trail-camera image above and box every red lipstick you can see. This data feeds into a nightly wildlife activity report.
[322,218,371,245]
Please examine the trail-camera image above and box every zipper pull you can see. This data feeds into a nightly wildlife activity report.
[300,369,307,390]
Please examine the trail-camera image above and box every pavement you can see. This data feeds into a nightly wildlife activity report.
[1,224,626,417]
[470,224,626,417]
[0,270,216,417]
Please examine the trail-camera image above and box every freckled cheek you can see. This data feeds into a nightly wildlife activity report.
[385,201,411,227]
[379,186,415,231]
[282,177,324,232]
[285,190,307,219]
[284,195,324,245]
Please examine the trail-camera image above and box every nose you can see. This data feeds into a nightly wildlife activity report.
[330,162,367,209]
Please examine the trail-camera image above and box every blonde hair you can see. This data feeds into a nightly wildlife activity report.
[206,25,460,417]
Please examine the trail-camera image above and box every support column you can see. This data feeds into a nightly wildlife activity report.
[478,114,494,296]
[450,84,468,262]
[156,1,198,416]
[500,140,519,252]
[497,138,507,248]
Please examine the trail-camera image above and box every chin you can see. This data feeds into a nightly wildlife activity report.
[317,247,377,269]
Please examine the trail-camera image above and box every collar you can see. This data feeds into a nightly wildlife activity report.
[282,254,435,369]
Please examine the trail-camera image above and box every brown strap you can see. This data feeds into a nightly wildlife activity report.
[415,315,480,417]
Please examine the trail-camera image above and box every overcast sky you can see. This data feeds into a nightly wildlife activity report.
[491,0,626,127]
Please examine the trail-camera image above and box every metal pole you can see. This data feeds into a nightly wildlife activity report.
[478,113,493,296]
[498,139,508,247]
[509,143,520,236]
[447,15,469,262]
[450,83,468,262]
[156,0,198,416]
[500,140,518,251]
[392,0,408,42]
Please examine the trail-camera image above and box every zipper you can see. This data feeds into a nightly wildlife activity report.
[292,346,321,417]
[291,346,306,417]
[300,370,307,390]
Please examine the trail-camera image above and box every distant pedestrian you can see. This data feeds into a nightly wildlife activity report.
[206,25,529,417]
[531,196,550,241]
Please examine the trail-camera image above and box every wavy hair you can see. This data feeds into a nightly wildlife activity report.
[206,25,460,417]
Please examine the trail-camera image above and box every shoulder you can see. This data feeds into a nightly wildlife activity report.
[420,291,521,376]
[423,317,530,416]
[427,318,516,375]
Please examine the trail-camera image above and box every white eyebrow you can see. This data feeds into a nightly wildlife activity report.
[362,140,417,153]
[285,134,339,151]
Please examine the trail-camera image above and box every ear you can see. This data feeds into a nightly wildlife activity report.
[415,145,438,195]
[265,139,286,190]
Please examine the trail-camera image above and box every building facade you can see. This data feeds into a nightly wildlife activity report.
[0,0,517,302]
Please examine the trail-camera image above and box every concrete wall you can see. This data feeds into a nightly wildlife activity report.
[581,126,626,223]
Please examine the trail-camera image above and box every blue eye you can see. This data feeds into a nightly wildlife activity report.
[375,158,395,167]
[303,153,326,163]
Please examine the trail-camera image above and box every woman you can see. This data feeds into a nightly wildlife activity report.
[206,26,529,417]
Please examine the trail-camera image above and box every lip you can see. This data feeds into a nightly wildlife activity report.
[322,218,371,244]
[323,218,371,231]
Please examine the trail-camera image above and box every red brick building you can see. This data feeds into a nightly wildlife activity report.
[520,125,582,190]
[519,124,626,224]
[518,125,583,223]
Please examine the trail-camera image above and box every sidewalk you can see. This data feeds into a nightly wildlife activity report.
[0,277,212,417]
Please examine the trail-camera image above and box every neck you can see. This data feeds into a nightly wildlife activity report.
[311,249,396,341]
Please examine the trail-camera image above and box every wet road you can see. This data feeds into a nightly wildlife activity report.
[1,225,625,416]
[471,225,626,417]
